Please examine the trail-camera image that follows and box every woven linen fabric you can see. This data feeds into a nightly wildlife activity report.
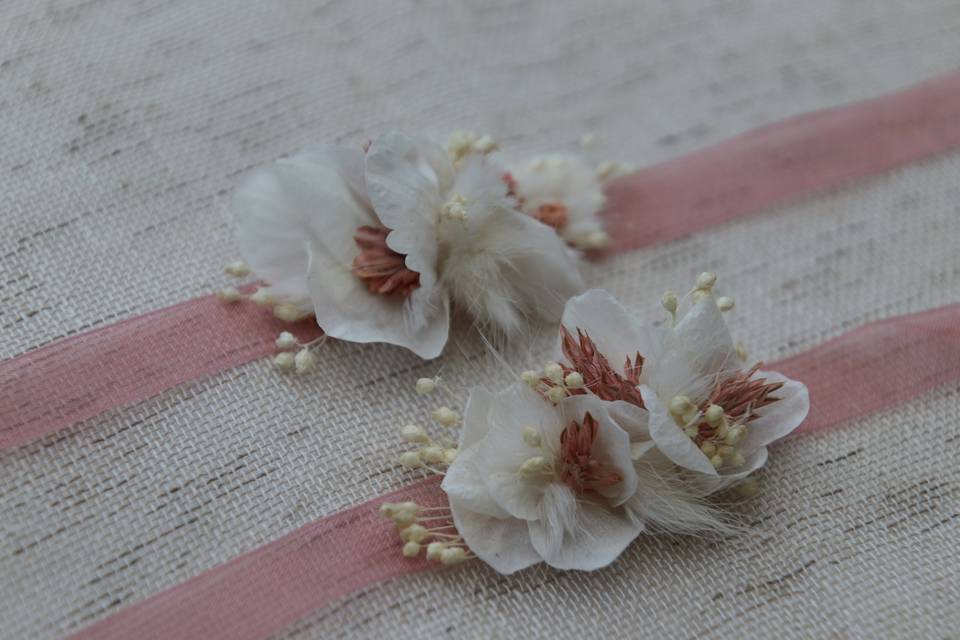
[2,1,960,638]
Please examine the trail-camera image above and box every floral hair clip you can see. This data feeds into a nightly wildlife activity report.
[381,275,809,573]
[221,131,623,359]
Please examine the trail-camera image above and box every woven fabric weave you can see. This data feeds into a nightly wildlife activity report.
[2,1,960,638]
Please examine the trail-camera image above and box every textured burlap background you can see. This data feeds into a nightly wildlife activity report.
[2,1,960,638]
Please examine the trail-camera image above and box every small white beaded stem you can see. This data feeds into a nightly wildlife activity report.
[379,501,476,564]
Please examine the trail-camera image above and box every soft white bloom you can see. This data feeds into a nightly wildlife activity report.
[442,384,647,573]
[508,154,609,250]
[557,289,809,494]
[234,133,583,359]
[442,381,728,574]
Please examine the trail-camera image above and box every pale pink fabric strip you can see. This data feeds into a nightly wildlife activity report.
[4,69,960,452]
[600,69,960,254]
[0,293,322,451]
[71,303,960,640]
[70,476,444,640]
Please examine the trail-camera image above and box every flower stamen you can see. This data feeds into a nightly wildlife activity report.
[352,226,420,298]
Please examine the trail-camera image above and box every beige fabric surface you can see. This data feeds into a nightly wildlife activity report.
[2,1,960,638]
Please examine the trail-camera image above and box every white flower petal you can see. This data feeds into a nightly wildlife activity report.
[306,257,450,359]
[604,399,651,443]
[479,384,560,520]
[448,498,540,575]
[459,387,495,449]
[672,295,737,381]
[365,132,446,292]
[557,289,664,375]
[233,144,373,301]
[740,372,810,452]
[528,494,644,571]
[442,445,510,519]
[640,385,718,476]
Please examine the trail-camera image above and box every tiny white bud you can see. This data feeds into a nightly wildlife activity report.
[399,451,422,469]
[378,503,397,518]
[274,303,309,323]
[273,352,295,371]
[564,371,584,389]
[520,370,541,387]
[419,446,445,464]
[400,424,429,444]
[710,454,724,469]
[700,441,717,457]
[443,448,458,465]
[717,296,735,312]
[431,406,461,427]
[415,377,437,395]
[582,230,610,250]
[546,386,567,403]
[522,426,542,448]
[402,541,421,558]
[661,291,678,314]
[275,331,297,350]
[735,341,749,362]
[704,404,724,427]
[519,456,549,477]
[725,425,746,446]
[668,395,693,416]
[440,546,468,565]
[223,260,250,277]
[731,450,746,467]
[472,134,498,154]
[425,541,446,561]
[216,287,241,303]
[249,288,275,307]
[293,348,315,373]
[718,445,734,457]
[400,524,428,543]
[696,271,717,290]
[543,362,564,384]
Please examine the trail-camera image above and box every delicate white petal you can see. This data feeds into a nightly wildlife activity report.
[365,132,444,292]
[442,445,510,519]
[528,496,643,571]
[604,399,651,443]
[557,395,639,506]
[740,372,810,452]
[306,255,450,359]
[459,387,495,449]
[448,498,540,574]
[557,289,664,374]
[641,385,718,475]
[478,384,560,520]
[233,144,373,301]
[671,295,737,381]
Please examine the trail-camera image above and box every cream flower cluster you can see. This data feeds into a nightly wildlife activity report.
[387,276,809,574]
[227,131,619,359]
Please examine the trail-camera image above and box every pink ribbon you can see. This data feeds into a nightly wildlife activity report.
[72,303,960,640]
[3,70,960,452]
[600,68,960,254]
[0,293,321,451]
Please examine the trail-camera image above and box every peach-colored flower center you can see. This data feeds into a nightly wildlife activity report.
[692,363,783,445]
[351,226,420,298]
[546,326,645,407]
[558,412,622,495]
[533,202,569,230]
